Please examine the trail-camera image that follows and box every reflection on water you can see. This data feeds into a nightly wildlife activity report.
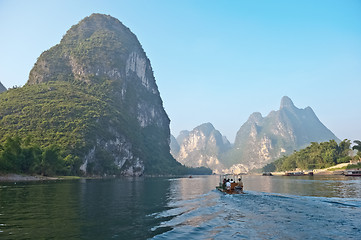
[153,175,361,239]
[0,175,360,239]
[243,175,361,198]
[0,178,174,239]
[169,176,219,201]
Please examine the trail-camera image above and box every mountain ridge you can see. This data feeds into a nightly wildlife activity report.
[171,96,340,173]
[229,96,340,169]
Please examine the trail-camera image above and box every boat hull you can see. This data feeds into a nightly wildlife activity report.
[216,186,244,194]
[344,170,361,176]
[345,173,361,176]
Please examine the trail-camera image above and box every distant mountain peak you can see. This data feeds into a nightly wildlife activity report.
[60,13,136,46]
[280,96,296,109]
[27,13,149,89]
[171,123,231,173]
[0,82,6,93]
[248,112,263,123]
[195,122,215,135]
[196,122,215,129]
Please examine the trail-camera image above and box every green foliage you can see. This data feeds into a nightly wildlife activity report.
[185,166,213,175]
[0,136,65,176]
[262,162,277,172]
[0,82,103,155]
[263,139,352,172]
[352,140,361,157]
[0,81,122,175]
[346,162,361,169]
[64,155,82,175]
[0,81,193,176]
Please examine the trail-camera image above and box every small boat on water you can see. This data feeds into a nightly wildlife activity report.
[216,174,244,194]
[344,170,361,176]
[284,171,305,176]
[284,171,313,176]
[262,172,273,176]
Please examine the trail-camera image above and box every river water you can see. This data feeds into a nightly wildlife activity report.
[0,175,360,239]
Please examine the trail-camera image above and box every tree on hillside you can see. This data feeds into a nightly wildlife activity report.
[352,140,361,159]
[38,145,65,176]
[0,136,23,172]
[0,136,66,176]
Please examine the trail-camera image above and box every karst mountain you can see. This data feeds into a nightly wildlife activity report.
[171,96,340,173]
[0,14,187,176]
[171,123,231,174]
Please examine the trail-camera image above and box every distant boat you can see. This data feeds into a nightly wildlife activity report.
[344,170,361,176]
[262,172,273,176]
[216,174,245,194]
[284,171,305,176]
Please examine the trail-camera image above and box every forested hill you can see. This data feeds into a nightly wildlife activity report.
[262,139,352,172]
[0,13,206,176]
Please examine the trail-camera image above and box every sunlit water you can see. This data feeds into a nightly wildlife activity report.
[0,175,360,239]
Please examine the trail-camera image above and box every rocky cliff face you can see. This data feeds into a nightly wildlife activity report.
[0,82,6,93]
[170,134,180,157]
[171,123,231,174]
[227,96,340,169]
[28,14,166,129]
[173,97,340,173]
[24,14,179,175]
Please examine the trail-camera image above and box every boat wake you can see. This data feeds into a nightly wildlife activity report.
[151,190,361,239]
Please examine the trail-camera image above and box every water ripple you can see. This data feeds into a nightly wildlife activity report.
[152,189,361,239]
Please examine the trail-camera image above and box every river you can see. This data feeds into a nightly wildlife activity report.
[0,175,360,239]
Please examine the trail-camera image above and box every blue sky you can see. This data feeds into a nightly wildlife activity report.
[0,0,360,142]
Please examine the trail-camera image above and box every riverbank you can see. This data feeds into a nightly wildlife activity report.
[267,162,350,176]
[0,174,83,182]
[270,170,344,176]
[0,173,204,182]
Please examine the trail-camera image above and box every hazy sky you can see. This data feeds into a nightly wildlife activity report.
[0,0,360,142]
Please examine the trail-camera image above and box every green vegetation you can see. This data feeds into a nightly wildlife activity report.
[0,136,71,176]
[0,81,201,176]
[352,140,361,158]
[263,139,353,172]
[0,81,109,172]
[346,162,361,170]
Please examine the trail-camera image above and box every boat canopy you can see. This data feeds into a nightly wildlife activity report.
[219,174,243,185]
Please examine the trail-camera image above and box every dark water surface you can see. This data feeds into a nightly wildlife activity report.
[0,175,360,239]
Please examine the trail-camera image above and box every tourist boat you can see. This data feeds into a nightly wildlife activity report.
[284,171,305,176]
[344,170,361,176]
[216,174,244,194]
[262,172,273,176]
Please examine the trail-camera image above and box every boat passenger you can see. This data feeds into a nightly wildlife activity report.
[230,179,234,183]
[222,178,227,189]
[226,180,231,191]
[235,178,243,192]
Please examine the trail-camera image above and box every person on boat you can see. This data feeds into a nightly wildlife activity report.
[222,178,227,189]
[226,179,231,191]
[235,177,243,193]
[230,179,234,183]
